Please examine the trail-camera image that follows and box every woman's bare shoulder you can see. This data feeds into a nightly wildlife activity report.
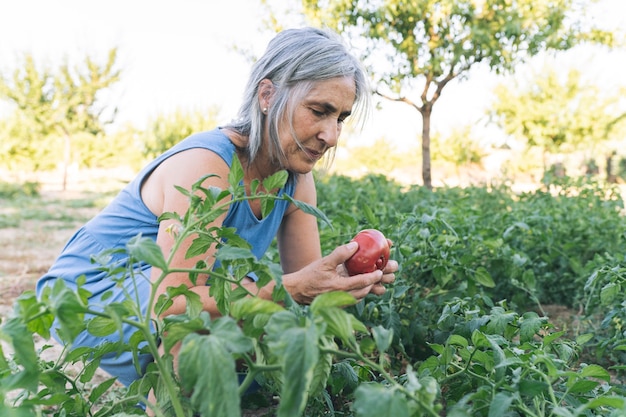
[142,148,232,216]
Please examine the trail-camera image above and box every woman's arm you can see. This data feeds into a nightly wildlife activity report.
[142,148,263,318]
[276,172,322,274]
[277,173,397,304]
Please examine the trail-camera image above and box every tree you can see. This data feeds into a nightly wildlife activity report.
[490,67,626,172]
[142,107,222,160]
[298,0,616,188]
[0,49,120,190]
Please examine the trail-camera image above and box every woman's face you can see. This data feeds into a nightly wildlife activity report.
[278,76,356,174]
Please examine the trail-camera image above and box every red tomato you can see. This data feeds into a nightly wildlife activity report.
[344,229,392,276]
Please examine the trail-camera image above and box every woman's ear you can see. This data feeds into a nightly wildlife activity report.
[258,79,275,111]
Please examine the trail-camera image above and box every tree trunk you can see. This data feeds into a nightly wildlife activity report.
[421,106,432,190]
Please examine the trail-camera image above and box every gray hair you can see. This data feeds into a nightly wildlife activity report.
[226,26,371,169]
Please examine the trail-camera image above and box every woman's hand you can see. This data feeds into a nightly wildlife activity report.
[282,242,397,304]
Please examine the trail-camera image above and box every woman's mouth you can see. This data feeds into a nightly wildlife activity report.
[304,148,324,161]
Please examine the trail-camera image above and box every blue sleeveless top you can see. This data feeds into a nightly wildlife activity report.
[36,128,296,303]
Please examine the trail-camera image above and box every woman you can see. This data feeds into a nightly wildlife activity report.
[36,27,398,388]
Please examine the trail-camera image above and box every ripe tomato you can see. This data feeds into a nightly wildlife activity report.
[344,229,392,276]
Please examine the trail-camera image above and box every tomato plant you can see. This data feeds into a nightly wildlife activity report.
[3,171,626,416]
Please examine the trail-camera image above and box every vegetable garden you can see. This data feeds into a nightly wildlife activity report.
[1,167,626,416]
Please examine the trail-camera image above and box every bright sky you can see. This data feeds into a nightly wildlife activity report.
[1,0,625,148]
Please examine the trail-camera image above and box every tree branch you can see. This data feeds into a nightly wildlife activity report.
[374,89,423,114]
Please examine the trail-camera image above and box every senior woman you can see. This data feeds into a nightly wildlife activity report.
[37,26,398,388]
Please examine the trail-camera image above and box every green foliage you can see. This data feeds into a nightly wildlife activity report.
[491,67,626,156]
[2,168,626,416]
[141,108,221,160]
[0,50,121,180]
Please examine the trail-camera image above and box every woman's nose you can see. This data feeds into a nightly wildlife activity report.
[318,120,340,147]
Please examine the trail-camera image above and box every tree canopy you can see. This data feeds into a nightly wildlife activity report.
[491,67,626,166]
[299,0,618,188]
[0,49,120,188]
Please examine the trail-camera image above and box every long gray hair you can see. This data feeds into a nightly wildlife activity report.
[225,26,371,168]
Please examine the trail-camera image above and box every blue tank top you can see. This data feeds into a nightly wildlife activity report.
[36,128,296,301]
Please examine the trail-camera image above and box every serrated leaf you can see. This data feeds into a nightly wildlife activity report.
[600,282,618,305]
[186,235,214,259]
[277,326,320,417]
[542,330,565,346]
[228,155,245,190]
[520,311,545,343]
[87,316,117,337]
[353,383,410,417]
[260,197,276,218]
[310,291,357,312]
[284,194,332,228]
[126,235,167,271]
[316,307,367,345]
[262,169,289,192]
[88,377,119,403]
[519,378,549,397]
[215,246,256,261]
[179,333,241,417]
[447,334,468,348]
[372,325,393,354]
[568,380,599,394]
[485,307,516,335]
[488,392,513,417]
[579,364,610,382]
[209,316,254,354]
[474,266,495,288]
[230,297,284,320]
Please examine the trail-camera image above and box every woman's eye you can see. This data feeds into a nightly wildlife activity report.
[312,109,325,117]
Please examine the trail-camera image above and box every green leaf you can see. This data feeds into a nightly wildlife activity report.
[488,392,513,417]
[600,282,618,305]
[1,318,39,391]
[260,197,276,219]
[86,316,117,337]
[228,155,245,190]
[485,307,516,335]
[179,333,241,417]
[519,311,545,343]
[446,334,468,348]
[230,297,284,320]
[568,380,599,394]
[353,383,410,417]
[262,169,289,192]
[209,316,254,354]
[519,378,549,397]
[310,291,357,312]
[372,325,393,354]
[486,334,507,382]
[583,396,626,410]
[186,235,214,259]
[363,203,377,226]
[277,326,320,417]
[215,246,256,261]
[575,333,594,345]
[126,234,167,271]
[579,364,610,382]
[316,307,367,345]
[284,194,332,228]
[542,330,565,346]
[474,266,495,288]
